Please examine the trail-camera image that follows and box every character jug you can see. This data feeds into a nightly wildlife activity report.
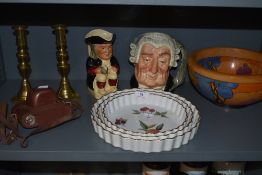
[129,32,187,92]
[85,29,120,99]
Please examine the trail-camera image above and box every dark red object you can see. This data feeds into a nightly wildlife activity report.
[108,79,117,86]
[11,86,83,147]
[96,82,106,89]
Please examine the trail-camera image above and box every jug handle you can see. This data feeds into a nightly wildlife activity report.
[169,41,187,92]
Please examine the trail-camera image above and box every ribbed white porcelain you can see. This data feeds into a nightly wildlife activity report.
[92,88,199,137]
[90,88,200,152]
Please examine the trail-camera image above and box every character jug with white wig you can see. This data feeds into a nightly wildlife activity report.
[129,32,187,92]
[85,29,120,99]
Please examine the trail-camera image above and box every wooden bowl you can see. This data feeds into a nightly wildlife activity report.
[188,47,262,106]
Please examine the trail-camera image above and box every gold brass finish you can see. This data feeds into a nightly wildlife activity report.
[12,25,32,103]
[52,24,79,100]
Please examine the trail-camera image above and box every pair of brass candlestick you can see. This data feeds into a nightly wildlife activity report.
[12,25,79,103]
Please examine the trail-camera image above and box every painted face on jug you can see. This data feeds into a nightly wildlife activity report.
[94,43,113,60]
[135,43,171,89]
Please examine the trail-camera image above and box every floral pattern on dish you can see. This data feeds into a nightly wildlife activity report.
[139,120,164,134]
[114,117,127,125]
[132,106,167,118]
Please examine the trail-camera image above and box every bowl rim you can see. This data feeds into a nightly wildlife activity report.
[188,47,262,83]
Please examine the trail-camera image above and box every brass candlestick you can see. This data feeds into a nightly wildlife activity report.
[12,25,32,103]
[52,24,79,100]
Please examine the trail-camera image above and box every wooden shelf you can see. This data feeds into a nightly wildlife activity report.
[0,80,262,161]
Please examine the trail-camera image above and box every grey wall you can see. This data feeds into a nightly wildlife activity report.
[1,26,262,81]
[0,37,6,85]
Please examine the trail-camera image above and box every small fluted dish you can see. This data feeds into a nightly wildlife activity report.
[90,88,200,152]
[188,47,262,106]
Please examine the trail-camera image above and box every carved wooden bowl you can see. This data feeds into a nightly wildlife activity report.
[188,47,262,106]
